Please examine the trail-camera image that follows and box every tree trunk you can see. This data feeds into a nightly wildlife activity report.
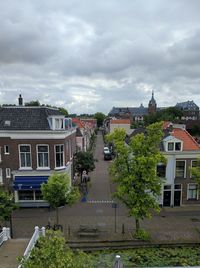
[135,218,140,233]
[56,207,59,225]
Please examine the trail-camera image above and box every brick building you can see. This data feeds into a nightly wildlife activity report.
[0,97,76,207]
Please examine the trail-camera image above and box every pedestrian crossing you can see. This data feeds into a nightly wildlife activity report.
[87,200,114,204]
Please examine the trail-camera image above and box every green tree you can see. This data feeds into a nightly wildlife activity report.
[0,189,18,236]
[59,107,68,117]
[20,230,93,268]
[191,158,200,186]
[144,107,183,125]
[106,122,166,234]
[94,112,106,127]
[41,173,80,225]
[25,100,40,106]
[74,151,96,181]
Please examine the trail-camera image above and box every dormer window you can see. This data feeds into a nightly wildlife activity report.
[48,116,65,130]
[167,141,182,152]
[168,142,174,151]
[55,118,63,129]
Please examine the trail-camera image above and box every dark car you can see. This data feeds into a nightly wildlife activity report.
[104,151,112,160]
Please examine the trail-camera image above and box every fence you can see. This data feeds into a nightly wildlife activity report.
[0,227,11,246]
[18,226,45,268]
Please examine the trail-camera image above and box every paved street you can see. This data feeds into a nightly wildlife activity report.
[11,132,200,243]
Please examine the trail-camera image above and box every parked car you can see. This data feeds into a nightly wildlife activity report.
[103,146,110,154]
[104,151,112,160]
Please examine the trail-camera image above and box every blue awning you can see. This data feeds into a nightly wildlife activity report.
[13,176,48,190]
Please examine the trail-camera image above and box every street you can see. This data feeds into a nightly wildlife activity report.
[12,132,200,243]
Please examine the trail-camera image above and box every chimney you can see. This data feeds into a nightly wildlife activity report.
[18,94,23,106]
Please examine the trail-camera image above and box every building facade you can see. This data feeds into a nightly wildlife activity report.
[159,124,200,207]
[0,102,76,207]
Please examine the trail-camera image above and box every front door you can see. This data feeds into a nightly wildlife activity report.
[174,191,181,206]
[163,191,171,207]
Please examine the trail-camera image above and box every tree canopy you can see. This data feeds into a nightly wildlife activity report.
[106,122,166,233]
[94,112,106,127]
[25,100,40,106]
[144,107,183,125]
[41,173,79,224]
[20,230,93,268]
[191,157,200,186]
[58,107,68,117]
[0,190,18,224]
[74,151,96,178]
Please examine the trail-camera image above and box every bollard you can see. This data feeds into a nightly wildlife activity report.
[122,224,125,234]
[68,226,71,237]
[114,255,123,268]
[41,227,46,237]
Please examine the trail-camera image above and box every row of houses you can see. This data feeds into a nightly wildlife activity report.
[0,95,96,207]
[105,118,200,207]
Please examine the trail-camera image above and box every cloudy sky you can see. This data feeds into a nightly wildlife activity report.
[0,0,200,114]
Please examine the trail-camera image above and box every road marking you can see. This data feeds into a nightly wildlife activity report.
[87,200,114,204]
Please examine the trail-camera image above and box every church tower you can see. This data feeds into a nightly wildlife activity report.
[148,91,157,114]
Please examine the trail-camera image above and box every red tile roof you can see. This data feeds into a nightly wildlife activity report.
[72,118,84,129]
[111,119,131,124]
[171,128,200,151]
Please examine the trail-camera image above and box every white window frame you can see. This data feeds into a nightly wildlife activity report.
[167,141,183,152]
[187,183,198,200]
[54,144,65,168]
[6,168,11,178]
[175,160,186,178]
[36,144,50,169]
[4,145,9,155]
[0,168,3,184]
[18,190,44,202]
[55,118,64,130]
[19,144,32,169]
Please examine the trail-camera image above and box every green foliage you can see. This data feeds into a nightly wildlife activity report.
[20,230,93,268]
[90,247,200,267]
[41,173,80,224]
[134,229,150,241]
[25,100,40,106]
[58,107,68,117]
[189,124,200,136]
[0,189,18,222]
[144,107,183,125]
[94,112,106,127]
[191,157,200,186]
[106,122,166,232]
[74,151,96,177]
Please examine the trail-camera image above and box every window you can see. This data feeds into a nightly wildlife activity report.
[35,191,43,200]
[175,161,185,178]
[0,147,1,162]
[6,168,11,178]
[19,145,31,168]
[164,185,171,190]
[18,190,34,200]
[4,145,9,154]
[55,145,64,167]
[55,118,63,129]
[187,184,198,200]
[37,145,49,168]
[191,160,197,178]
[175,142,181,151]
[157,164,166,177]
[18,190,43,201]
[168,142,174,151]
[167,142,182,151]
[0,168,2,184]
